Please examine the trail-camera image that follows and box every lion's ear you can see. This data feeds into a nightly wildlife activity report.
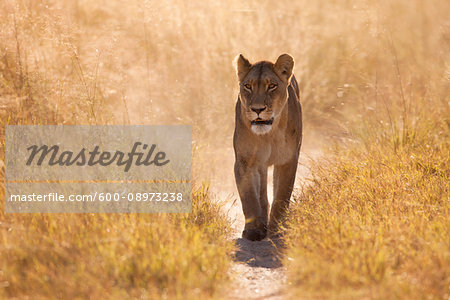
[274,54,294,81]
[235,54,252,82]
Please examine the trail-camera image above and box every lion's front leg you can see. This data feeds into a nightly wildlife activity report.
[269,155,299,235]
[258,166,269,232]
[234,159,267,241]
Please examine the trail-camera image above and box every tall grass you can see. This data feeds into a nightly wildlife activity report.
[3,0,446,177]
[282,0,449,299]
[0,185,233,299]
[284,120,449,298]
[0,1,240,298]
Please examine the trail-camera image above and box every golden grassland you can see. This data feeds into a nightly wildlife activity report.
[0,0,449,298]
[284,122,449,299]
[281,0,449,299]
[0,186,233,299]
[0,0,244,298]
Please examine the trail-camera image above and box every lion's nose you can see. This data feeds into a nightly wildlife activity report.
[251,106,266,115]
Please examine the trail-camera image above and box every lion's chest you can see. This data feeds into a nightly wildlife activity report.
[243,134,297,166]
[267,135,297,166]
[234,122,300,167]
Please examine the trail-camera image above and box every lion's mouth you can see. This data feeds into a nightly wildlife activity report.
[251,118,274,126]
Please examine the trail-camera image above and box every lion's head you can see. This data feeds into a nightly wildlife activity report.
[235,54,294,135]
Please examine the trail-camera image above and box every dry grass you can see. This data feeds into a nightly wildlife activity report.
[284,123,449,299]
[282,0,449,299]
[0,1,240,298]
[0,0,449,298]
[0,185,233,299]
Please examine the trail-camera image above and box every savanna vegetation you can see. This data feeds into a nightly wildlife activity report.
[0,0,448,299]
[0,187,232,299]
[282,1,449,299]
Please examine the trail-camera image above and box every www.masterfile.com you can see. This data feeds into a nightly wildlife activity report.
[8,192,185,202]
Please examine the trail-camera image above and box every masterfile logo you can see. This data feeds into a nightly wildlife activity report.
[5,125,192,213]
[26,142,170,172]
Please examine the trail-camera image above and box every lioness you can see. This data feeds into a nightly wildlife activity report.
[233,54,302,241]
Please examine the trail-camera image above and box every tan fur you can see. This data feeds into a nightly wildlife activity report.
[233,54,302,241]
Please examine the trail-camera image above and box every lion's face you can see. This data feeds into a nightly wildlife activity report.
[236,54,294,135]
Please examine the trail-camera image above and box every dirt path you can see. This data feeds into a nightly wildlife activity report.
[227,208,287,300]
[214,147,321,300]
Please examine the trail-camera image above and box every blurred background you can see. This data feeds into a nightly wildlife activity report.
[0,0,448,185]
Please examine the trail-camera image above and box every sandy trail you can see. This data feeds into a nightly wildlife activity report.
[227,204,287,300]
[212,145,321,299]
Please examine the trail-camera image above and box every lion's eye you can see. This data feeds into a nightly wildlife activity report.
[268,83,277,91]
[243,84,252,90]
